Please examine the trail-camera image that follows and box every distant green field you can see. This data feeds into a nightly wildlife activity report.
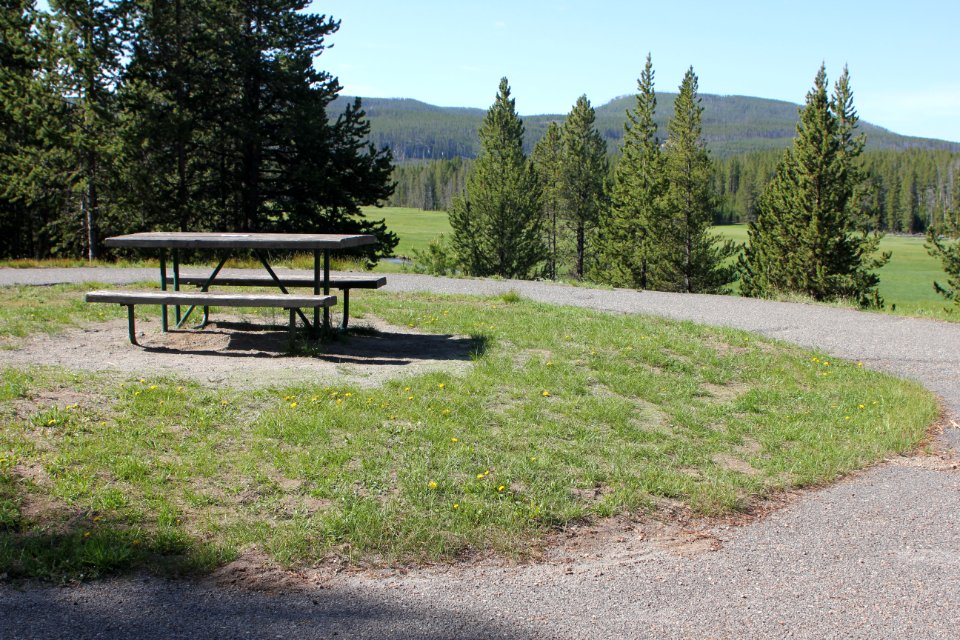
[363,206,452,257]
[365,207,954,319]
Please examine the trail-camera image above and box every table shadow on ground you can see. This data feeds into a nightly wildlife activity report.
[141,323,487,367]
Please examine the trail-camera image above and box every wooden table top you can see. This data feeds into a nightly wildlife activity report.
[103,232,377,250]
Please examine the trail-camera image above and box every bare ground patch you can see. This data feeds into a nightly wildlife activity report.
[2,314,476,389]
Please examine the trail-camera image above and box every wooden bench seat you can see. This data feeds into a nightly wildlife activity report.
[164,273,386,328]
[85,289,336,346]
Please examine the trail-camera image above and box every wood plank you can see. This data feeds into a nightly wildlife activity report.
[165,274,386,288]
[104,232,376,250]
[85,290,336,308]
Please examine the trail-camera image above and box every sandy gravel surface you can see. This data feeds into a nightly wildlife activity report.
[2,268,959,639]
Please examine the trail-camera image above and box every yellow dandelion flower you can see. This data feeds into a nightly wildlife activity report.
[134,390,141,396]
[290,402,298,409]
[546,361,553,367]
[530,456,537,462]
[476,473,485,480]
[542,391,551,397]
[100,421,107,426]
[442,409,451,416]
[858,404,865,409]
[498,485,505,492]
[451,437,459,443]
[844,416,851,420]
[345,392,353,397]
[857,361,864,367]
[149,385,158,390]
[428,480,438,489]
[336,399,343,405]
[404,386,411,392]
[438,383,446,389]
[408,395,414,401]
[221,400,228,405]
[176,386,184,392]
[453,503,459,509]
[139,378,146,383]
[47,419,56,425]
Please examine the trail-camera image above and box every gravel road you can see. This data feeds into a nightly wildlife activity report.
[2,267,958,639]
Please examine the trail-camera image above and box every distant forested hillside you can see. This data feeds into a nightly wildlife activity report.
[336,94,960,161]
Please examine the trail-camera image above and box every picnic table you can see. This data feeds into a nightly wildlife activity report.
[87,231,381,346]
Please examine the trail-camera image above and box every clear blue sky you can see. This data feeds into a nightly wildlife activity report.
[312,0,960,143]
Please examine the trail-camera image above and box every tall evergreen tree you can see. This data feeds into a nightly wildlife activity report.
[49,0,128,259]
[0,0,55,258]
[659,67,737,293]
[560,95,607,279]
[926,228,960,307]
[119,0,397,262]
[740,65,888,305]
[532,121,563,280]
[448,77,543,278]
[595,53,663,289]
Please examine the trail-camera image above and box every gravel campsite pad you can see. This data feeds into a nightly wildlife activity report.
[2,313,475,388]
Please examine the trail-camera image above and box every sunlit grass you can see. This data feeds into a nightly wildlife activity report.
[0,287,938,580]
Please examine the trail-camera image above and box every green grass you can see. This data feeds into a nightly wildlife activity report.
[0,285,939,581]
[711,225,955,320]
[362,206,452,258]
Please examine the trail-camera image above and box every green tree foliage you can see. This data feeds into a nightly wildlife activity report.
[0,1,397,262]
[560,95,608,279]
[531,121,563,280]
[120,0,396,263]
[926,229,960,306]
[0,0,60,258]
[595,53,663,289]
[49,0,129,259]
[448,78,543,278]
[740,65,889,306]
[658,67,738,293]
[387,157,471,211]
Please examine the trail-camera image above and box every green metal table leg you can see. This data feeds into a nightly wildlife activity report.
[159,251,168,332]
[323,250,331,331]
[126,305,138,345]
[173,249,181,324]
[313,249,321,335]
[289,308,297,349]
[340,289,350,330]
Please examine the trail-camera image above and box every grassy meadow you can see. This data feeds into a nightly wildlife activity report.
[0,284,939,580]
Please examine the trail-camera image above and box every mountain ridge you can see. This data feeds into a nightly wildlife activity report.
[333,94,960,161]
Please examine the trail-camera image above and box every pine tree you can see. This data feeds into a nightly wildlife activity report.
[740,65,888,305]
[49,0,129,260]
[0,1,54,258]
[532,121,563,280]
[659,67,738,293]
[448,77,543,278]
[559,95,607,279]
[595,53,663,288]
[118,0,397,263]
[926,229,960,306]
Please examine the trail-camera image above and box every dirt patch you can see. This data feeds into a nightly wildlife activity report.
[202,550,311,593]
[699,382,748,403]
[711,453,759,476]
[3,315,476,389]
